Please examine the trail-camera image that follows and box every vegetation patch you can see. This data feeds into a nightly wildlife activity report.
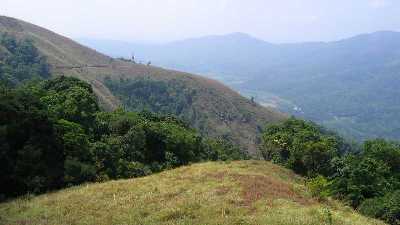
[0,74,247,200]
[261,117,400,224]
[0,33,50,86]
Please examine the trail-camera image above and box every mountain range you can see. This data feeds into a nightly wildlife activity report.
[79,31,400,141]
[0,15,396,225]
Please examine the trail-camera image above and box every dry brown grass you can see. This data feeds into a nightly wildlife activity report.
[204,169,312,209]
[233,174,313,207]
[0,161,386,225]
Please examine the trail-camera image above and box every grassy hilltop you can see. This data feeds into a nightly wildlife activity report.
[0,161,385,225]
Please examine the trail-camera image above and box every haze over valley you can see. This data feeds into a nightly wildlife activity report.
[80,30,400,141]
[1,1,400,225]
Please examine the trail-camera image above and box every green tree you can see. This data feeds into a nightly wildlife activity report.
[0,87,64,198]
[41,76,100,129]
[261,118,343,176]
[363,139,400,174]
[359,190,400,225]
[331,155,393,207]
[55,119,96,185]
[331,139,400,208]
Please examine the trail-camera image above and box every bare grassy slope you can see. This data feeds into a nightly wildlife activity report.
[0,16,285,153]
[0,161,385,225]
[0,16,120,110]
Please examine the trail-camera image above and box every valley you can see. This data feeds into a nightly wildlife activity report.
[80,31,400,141]
[1,9,400,225]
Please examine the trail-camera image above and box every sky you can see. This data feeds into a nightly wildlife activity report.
[1,0,399,43]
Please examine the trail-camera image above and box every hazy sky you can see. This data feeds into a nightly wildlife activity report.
[1,0,399,43]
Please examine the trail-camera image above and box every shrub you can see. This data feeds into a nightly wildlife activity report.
[359,190,400,225]
[307,175,332,201]
[331,155,393,207]
[261,118,344,177]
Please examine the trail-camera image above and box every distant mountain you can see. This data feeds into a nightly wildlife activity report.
[78,33,279,81]
[0,16,285,153]
[79,31,400,141]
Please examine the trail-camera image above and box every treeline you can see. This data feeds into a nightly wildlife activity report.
[0,76,247,200]
[261,118,400,224]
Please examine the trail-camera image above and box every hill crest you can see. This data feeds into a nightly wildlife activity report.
[0,161,385,225]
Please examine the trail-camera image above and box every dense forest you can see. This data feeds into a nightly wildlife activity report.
[261,118,400,224]
[0,34,247,200]
[0,76,247,199]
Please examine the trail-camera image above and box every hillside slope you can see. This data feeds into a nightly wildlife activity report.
[0,161,385,225]
[82,32,400,141]
[0,16,285,153]
[79,33,279,79]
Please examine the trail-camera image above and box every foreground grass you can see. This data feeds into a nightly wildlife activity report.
[0,161,385,225]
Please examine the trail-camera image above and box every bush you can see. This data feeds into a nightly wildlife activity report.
[331,155,393,207]
[331,139,400,207]
[261,118,344,177]
[307,175,332,201]
[116,160,152,178]
[359,190,400,225]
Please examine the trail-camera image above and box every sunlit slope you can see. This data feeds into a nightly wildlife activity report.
[0,15,119,109]
[0,16,285,153]
[0,161,385,225]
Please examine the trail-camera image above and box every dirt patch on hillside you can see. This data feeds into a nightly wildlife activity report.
[232,174,312,207]
[206,172,313,208]
[206,172,226,180]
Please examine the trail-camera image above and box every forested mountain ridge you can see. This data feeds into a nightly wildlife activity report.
[0,16,286,153]
[80,31,400,141]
